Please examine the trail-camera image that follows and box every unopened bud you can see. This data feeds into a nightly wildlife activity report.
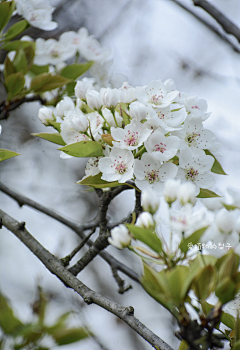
[141,190,159,214]
[102,134,114,146]
[108,224,131,249]
[135,212,154,229]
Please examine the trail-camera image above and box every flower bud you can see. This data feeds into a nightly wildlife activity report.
[178,182,197,205]
[129,101,148,121]
[38,106,55,125]
[108,225,131,249]
[102,134,114,146]
[135,212,154,229]
[163,179,181,205]
[56,96,75,119]
[86,89,102,110]
[141,190,159,214]
[75,78,95,99]
[100,87,120,107]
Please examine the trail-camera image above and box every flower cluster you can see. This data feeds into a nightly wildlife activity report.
[39,78,221,195]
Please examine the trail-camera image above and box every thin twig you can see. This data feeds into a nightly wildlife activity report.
[0,182,140,283]
[192,0,240,43]
[111,265,132,294]
[0,96,46,120]
[0,209,174,350]
[172,0,240,53]
[61,228,96,267]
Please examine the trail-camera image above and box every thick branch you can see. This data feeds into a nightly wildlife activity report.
[0,209,173,350]
[192,0,240,43]
[0,182,140,283]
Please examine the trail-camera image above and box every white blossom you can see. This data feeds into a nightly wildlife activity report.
[111,119,152,150]
[102,107,123,127]
[163,179,181,205]
[129,101,148,121]
[118,82,135,103]
[86,89,102,110]
[75,78,95,99]
[56,97,75,119]
[98,147,134,183]
[134,153,178,194]
[99,87,120,107]
[38,106,55,125]
[141,190,160,214]
[136,212,155,229]
[145,129,180,161]
[177,182,197,206]
[109,225,131,249]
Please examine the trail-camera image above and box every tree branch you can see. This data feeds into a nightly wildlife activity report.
[0,209,174,350]
[192,0,240,43]
[172,0,240,53]
[0,96,47,120]
[0,181,140,283]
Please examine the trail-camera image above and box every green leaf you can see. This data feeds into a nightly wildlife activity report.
[4,20,30,41]
[60,62,94,80]
[48,121,61,133]
[5,72,25,99]
[0,149,20,162]
[216,277,237,304]
[4,56,15,78]
[216,250,240,280]
[0,1,15,32]
[13,47,28,74]
[141,262,176,314]
[126,224,162,254]
[180,227,208,254]
[205,150,227,175]
[193,265,217,300]
[221,310,235,330]
[32,133,66,146]
[233,340,240,350]
[65,81,76,96]
[197,188,221,198]
[30,73,71,93]
[2,40,33,51]
[223,203,240,210]
[59,141,103,157]
[78,173,121,189]
[30,64,49,76]
[46,312,71,334]
[0,294,24,334]
[166,265,189,304]
[51,327,88,345]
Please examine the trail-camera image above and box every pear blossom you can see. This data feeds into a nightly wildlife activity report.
[134,153,178,194]
[99,87,120,107]
[111,119,152,150]
[177,147,215,192]
[59,28,88,53]
[141,190,160,214]
[102,107,123,127]
[228,187,240,207]
[177,182,197,206]
[15,0,57,31]
[172,115,216,154]
[170,204,208,238]
[147,104,186,128]
[135,80,179,109]
[163,179,181,205]
[109,225,131,249]
[129,101,148,121]
[87,112,104,137]
[81,157,101,179]
[60,111,89,145]
[56,96,75,119]
[86,89,102,110]
[145,129,180,161]
[118,82,135,103]
[136,212,155,229]
[75,78,95,99]
[98,147,134,183]
[201,197,224,211]
[184,95,210,120]
[34,38,76,65]
[78,34,112,62]
[38,106,55,125]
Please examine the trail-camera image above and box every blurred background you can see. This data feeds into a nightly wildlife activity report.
[1,0,240,349]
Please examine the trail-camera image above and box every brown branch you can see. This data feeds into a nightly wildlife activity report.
[172,0,240,53]
[192,0,240,43]
[0,96,47,120]
[0,209,174,350]
[0,181,140,283]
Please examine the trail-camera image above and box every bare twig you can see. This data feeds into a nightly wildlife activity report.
[111,265,132,294]
[192,0,240,43]
[0,209,174,350]
[0,96,47,120]
[61,228,96,267]
[0,181,140,283]
[172,0,240,53]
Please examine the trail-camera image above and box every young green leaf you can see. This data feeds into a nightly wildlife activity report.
[59,141,104,157]
[30,73,71,93]
[0,149,20,162]
[5,72,25,99]
[4,20,30,41]
[205,150,227,175]
[0,1,15,31]
[32,133,66,146]
[0,294,24,334]
[4,56,15,78]
[78,173,121,189]
[179,227,208,254]
[60,62,94,80]
[30,64,49,76]
[197,188,221,198]
[126,224,162,254]
[51,327,88,345]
